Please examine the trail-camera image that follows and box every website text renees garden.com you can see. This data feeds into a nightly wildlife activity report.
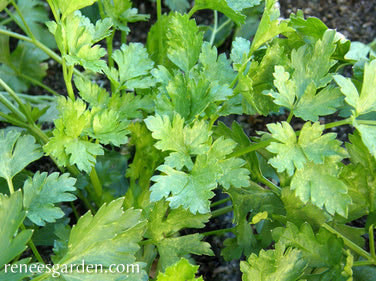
[4,260,140,277]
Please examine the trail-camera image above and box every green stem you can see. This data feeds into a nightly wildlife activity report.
[286,110,294,123]
[215,18,232,34]
[18,74,60,96]
[369,224,375,260]
[0,78,34,124]
[0,29,84,78]
[357,120,376,126]
[187,6,198,18]
[0,17,12,26]
[209,10,218,45]
[211,197,231,208]
[211,205,233,218]
[62,60,75,100]
[202,227,235,237]
[156,0,163,65]
[353,260,376,267]
[229,139,272,158]
[0,91,27,122]
[20,225,44,264]
[258,176,281,195]
[89,167,103,203]
[31,273,49,281]
[106,31,115,68]
[70,201,79,222]
[322,223,376,264]
[324,118,352,130]
[0,111,28,127]
[6,177,15,194]
[10,0,35,40]
[97,0,106,18]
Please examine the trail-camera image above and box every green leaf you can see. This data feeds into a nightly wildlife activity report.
[166,13,203,72]
[294,85,344,122]
[250,0,292,53]
[14,0,56,48]
[48,12,112,72]
[194,0,247,26]
[0,191,33,267]
[144,200,212,270]
[88,110,130,146]
[23,172,76,226]
[51,198,148,280]
[281,188,331,229]
[102,0,149,33]
[266,121,342,176]
[157,234,213,271]
[0,130,42,182]
[354,123,376,158]
[0,0,10,11]
[44,98,104,173]
[147,114,249,214]
[164,0,190,12]
[74,76,110,108]
[273,222,343,268]
[240,242,307,281]
[199,42,236,85]
[105,43,156,92]
[145,200,209,242]
[270,65,296,109]
[226,0,262,11]
[145,114,211,170]
[154,70,232,123]
[334,59,376,116]
[230,37,250,70]
[0,40,48,93]
[48,0,98,20]
[0,259,33,281]
[157,258,203,281]
[291,158,351,217]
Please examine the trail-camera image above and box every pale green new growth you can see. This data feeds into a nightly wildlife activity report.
[156,258,203,281]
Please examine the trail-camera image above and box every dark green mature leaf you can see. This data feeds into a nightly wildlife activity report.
[0,191,33,267]
[14,0,56,48]
[240,242,307,281]
[164,0,190,12]
[157,234,213,271]
[266,121,343,176]
[291,157,351,217]
[166,13,203,72]
[273,222,343,268]
[23,172,76,226]
[0,130,42,182]
[106,43,156,92]
[52,198,148,280]
[156,258,203,281]
[0,40,48,93]
[47,12,112,72]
